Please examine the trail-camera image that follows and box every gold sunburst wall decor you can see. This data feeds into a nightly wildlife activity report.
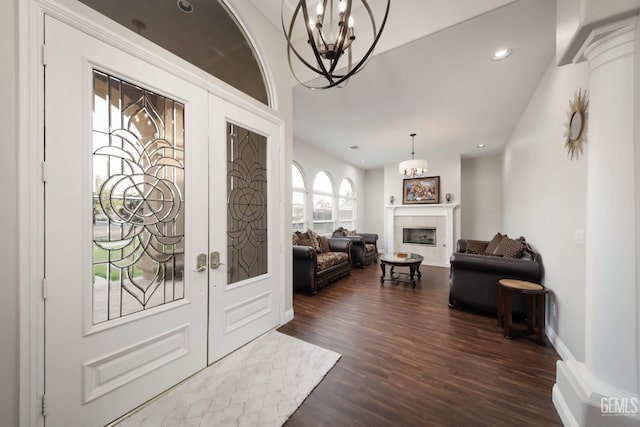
[564,88,589,160]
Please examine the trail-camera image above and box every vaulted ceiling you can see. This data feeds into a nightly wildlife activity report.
[251,0,556,168]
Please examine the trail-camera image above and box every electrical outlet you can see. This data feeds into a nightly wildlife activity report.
[550,301,556,317]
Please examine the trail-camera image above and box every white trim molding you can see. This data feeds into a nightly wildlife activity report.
[545,324,574,363]
[554,360,640,426]
[281,308,295,325]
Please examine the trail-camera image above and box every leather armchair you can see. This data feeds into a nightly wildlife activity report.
[332,228,379,267]
[449,239,542,316]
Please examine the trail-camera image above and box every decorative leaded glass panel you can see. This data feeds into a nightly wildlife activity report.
[227,123,268,284]
[92,69,185,324]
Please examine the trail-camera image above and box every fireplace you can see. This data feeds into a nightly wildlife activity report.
[385,204,457,267]
[403,227,436,246]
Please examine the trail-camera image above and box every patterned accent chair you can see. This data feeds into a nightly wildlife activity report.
[292,230,352,294]
[332,227,379,268]
[449,233,542,316]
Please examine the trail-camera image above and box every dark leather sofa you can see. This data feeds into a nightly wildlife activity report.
[293,237,352,294]
[332,228,379,267]
[449,238,542,316]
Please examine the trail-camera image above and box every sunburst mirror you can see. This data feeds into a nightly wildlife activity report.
[564,88,589,160]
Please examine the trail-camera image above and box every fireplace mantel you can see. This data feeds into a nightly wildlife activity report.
[385,204,458,267]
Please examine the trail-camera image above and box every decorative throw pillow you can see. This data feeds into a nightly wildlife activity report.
[298,238,314,248]
[292,233,300,246]
[494,235,526,258]
[306,229,323,253]
[346,229,358,237]
[484,232,504,254]
[466,240,489,254]
[318,236,331,253]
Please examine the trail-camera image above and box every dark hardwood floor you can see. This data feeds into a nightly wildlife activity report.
[279,263,562,426]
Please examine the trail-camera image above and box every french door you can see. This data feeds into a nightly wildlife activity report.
[44,15,281,426]
[207,96,281,363]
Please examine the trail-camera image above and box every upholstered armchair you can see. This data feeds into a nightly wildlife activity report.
[332,227,379,267]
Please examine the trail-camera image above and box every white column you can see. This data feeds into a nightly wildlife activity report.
[553,17,640,427]
[584,19,638,395]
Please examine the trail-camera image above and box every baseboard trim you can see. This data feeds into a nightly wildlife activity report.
[554,359,640,426]
[281,308,294,324]
[545,324,574,362]
[552,383,579,427]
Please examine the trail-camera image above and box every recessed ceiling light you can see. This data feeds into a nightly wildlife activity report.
[349,145,359,149]
[477,144,486,148]
[360,160,366,164]
[177,0,194,13]
[491,48,512,61]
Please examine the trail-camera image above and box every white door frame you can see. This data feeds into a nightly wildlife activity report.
[17,1,288,425]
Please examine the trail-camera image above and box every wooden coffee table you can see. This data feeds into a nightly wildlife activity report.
[379,252,423,288]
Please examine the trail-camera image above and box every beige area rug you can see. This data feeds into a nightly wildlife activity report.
[117,330,341,427]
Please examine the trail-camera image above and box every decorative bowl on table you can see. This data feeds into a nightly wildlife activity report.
[396,253,408,258]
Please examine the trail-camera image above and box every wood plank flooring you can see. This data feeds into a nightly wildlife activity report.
[278,263,562,426]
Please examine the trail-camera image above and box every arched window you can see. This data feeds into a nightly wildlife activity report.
[291,163,306,232]
[79,0,270,105]
[338,179,356,230]
[312,172,334,236]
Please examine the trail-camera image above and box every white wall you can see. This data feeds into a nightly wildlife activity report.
[293,141,366,233]
[461,155,503,240]
[503,58,588,361]
[0,0,18,425]
[382,153,461,252]
[363,168,385,242]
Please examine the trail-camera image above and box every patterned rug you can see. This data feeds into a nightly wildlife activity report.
[117,330,341,427]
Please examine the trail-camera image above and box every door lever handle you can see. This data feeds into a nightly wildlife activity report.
[210,251,222,269]
[196,253,207,272]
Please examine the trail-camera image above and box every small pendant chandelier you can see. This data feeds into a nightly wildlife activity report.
[399,133,428,178]
[282,0,390,89]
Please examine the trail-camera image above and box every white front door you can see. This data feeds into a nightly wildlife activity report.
[44,16,209,426]
[207,96,281,363]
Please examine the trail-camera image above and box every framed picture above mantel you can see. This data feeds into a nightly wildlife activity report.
[403,176,440,205]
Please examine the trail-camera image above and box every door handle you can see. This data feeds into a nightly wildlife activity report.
[210,251,221,269]
[196,253,207,272]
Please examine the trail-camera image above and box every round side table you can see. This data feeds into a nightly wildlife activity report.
[497,279,547,345]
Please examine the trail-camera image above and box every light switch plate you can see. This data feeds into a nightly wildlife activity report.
[575,229,585,245]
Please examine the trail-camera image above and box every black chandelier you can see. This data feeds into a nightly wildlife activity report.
[282,0,390,89]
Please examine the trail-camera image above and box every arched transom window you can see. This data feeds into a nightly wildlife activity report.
[79,0,270,105]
